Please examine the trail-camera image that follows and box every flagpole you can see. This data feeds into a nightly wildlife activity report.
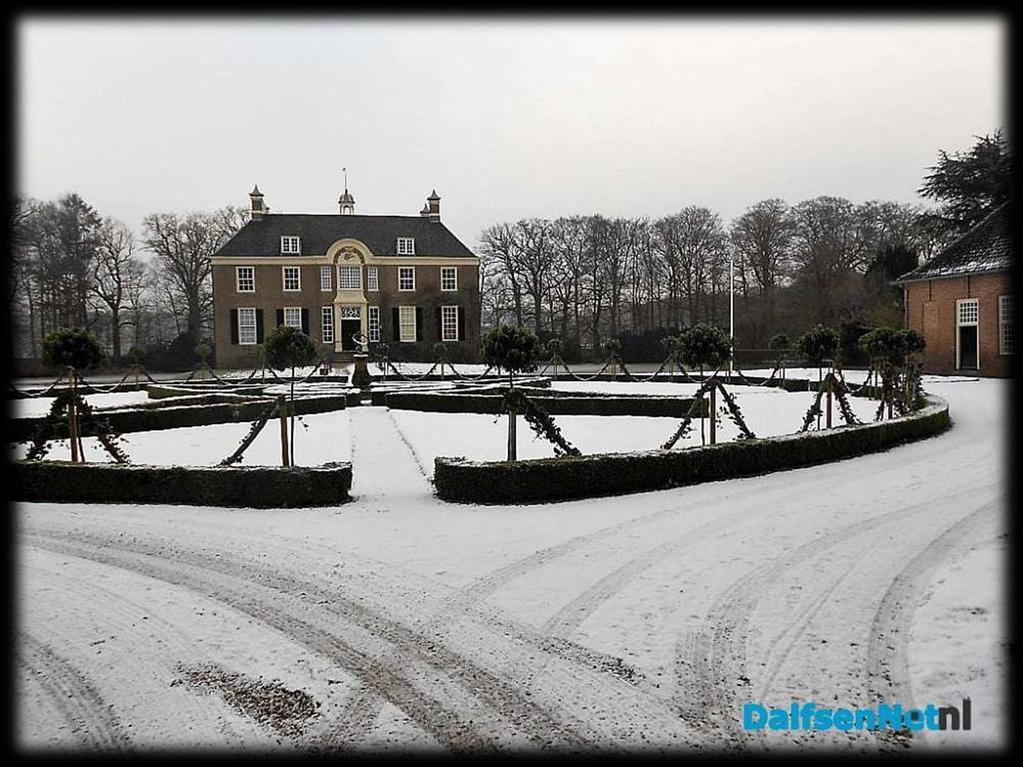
[729,252,735,378]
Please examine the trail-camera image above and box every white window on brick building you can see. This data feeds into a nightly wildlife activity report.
[282,266,301,291]
[397,237,415,255]
[957,298,979,326]
[280,236,301,254]
[399,306,416,342]
[236,266,255,293]
[320,266,332,291]
[238,307,257,345]
[441,305,459,341]
[284,306,303,328]
[338,265,362,290]
[398,266,415,291]
[441,266,457,291]
[368,306,381,342]
[321,306,335,343]
[367,266,379,291]
[1000,295,1014,355]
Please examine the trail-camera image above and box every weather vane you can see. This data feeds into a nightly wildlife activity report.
[342,166,348,191]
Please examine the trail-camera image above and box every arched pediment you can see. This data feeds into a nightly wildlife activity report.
[326,238,373,264]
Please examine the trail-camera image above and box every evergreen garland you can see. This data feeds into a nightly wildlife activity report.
[218,400,278,466]
[503,388,580,457]
[25,389,131,463]
[715,382,756,439]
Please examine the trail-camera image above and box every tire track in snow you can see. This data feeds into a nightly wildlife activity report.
[21,549,259,746]
[23,530,594,753]
[18,632,132,751]
[673,484,1001,751]
[864,500,1000,752]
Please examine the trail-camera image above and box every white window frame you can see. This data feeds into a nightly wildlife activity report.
[368,306,381,342]
[955,297,979,370]
[282,266,301,292]
[367,266,379,292]
[320,265,333,292]
[441,305,459,342]
[238,307,257,345]
[397,237,415,255]
[999,295,1014,355]
[236,266,255,293]
[283,306,303,329]
[338,265,362,290]
[321,306,335,343]
[398,266,415,292]
[280,236,301,255]
[399,305,417,342]
[440,266,457,292]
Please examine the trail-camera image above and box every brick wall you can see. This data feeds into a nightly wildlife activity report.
[212,261,481,369]
[904,271,1012,377]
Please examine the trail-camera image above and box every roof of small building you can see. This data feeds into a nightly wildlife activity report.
[897,203,1012,282]
[214,213,476,259]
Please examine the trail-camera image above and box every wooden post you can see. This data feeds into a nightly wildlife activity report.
[67,366,79,463]
[277,394,290,467]
[507,407,517,461]
[709,384,717,445]
[826,384,833,429]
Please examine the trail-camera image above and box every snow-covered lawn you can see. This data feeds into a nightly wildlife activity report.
[12,390,153,419]
[10,382,879,470]
[8,410,352,466]
[15,378,1007,754]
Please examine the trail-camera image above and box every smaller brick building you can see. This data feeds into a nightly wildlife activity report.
[898,204,1013,377]
[211,185,481,369]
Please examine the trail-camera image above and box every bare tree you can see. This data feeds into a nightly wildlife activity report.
[730,199,795,344]
[478,223,525,327]
[89,220,145,360]
[789,196,869,325]
[143,207,245,347]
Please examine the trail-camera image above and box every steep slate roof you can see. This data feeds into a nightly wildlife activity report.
[897,203,1012,282]
[214,214,476,258]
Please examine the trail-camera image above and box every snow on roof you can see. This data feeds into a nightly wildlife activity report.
[897,203,1012,282]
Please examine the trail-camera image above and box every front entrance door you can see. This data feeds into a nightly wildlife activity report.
[956,298,979,370]
[341,319,361,351]
[958,326,978,370]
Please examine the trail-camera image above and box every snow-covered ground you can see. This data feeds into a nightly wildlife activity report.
[9,382,878,468]
[15,377,1007,754]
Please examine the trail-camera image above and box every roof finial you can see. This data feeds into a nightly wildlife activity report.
[342,166,348,193]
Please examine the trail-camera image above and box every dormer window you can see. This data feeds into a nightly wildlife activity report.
[397,237,415,255]
[281,236,301,255]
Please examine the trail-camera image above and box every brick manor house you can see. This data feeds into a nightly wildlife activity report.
[211,185,482,368]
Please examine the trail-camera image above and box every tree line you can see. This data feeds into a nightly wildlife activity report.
[478,131,1010,358]
[9,195,246,368]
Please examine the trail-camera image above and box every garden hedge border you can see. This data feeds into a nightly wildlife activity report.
[433,395,950,504]
[13,460,352,508]
[382,389,709,417]
[8,393,349,443]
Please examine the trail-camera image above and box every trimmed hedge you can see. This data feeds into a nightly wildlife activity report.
[434,395,950,504]
[13,460,352,508]
[8,393,348,443]
[382,390,709,417]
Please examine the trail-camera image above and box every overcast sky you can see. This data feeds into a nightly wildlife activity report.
[17,16,1005,248]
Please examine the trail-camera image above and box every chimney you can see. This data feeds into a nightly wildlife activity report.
[426,190,441,222]
[249,185,266,220]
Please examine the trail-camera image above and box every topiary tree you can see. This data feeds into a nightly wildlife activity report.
[795,324,841,382]
[676,324,733,445]
[859,327,928,415]
[41,328,105,462]
[677,324,732,379]
[263,325,318,465]
[481,325,542,460]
